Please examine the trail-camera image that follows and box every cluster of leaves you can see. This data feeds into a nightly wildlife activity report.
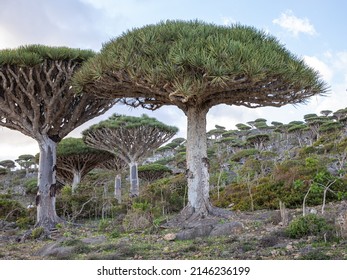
[0,45,95,66]
[74,20,325,98]
[138,163,172,183]
[84,114,178,135]
[57,138,97,156]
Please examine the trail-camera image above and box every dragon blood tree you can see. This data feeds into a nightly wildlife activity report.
[82,114,178,197]
[0,45,116,229]
[73,20,328,222]
[98,156,127,203]
[15,154,36,177]
[56,138,114,193]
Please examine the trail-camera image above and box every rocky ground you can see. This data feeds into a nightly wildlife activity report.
[1,201,347,260]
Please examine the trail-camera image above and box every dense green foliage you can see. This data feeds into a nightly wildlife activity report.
[57,138,99,156]
[83,114,178,135]
[138,163,172,182]
[0,160,15,170]
[0,195,27,222]
[74,20,327,103]
[23,178,38,195]
[0,45,95,66]
[286,214,333,239]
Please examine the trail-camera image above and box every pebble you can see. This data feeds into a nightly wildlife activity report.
[163,233,176,241]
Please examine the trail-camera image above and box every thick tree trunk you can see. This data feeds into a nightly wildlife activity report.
[129,162,139,197]
[71,170,81,193]
[166,106,232,227]
[115,174,122,203]
[36,136,62,229]
[183,106,212,218]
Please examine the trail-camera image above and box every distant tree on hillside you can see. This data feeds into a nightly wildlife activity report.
[246,134,270,150]
[288,123,308,147]
[304,114,328,142]
[320,110,332,117]
[83,114,178,197]
[0,45,115,229]
[0,160,15,171]
[15,154,36,177]
[56,138,113,193]
[236,123,252,132]
[207,125,226,140]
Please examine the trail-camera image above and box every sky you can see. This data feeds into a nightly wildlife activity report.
[0,0,347,162]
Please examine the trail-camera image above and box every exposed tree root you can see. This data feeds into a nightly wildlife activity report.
[165,204,234,229]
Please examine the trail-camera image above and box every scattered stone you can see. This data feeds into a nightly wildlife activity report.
[336,209,347,238]
[272,243,287,249]
[300,245,314,255]
[82,235,107,244]
[175,221,244,240]
[209,221,244,237]
[163,233,176,241]
[259,235,280,248]
[176,224,214,240]
[220,251,231,257]
[36,240,75,259]
[163,246,170,252]
[0,220,17,230]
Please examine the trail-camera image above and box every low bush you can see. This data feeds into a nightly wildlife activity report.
[0,197,27,221]
[140,173,187,215]
[23,178,38,194]
[56,183,123,221]
[286,214,334,239]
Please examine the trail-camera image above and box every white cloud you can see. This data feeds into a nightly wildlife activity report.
[334,52,347,71]
[303,55,333,82]
[221,16,236,26]
[273,10,317,37]
[0,128,38,162]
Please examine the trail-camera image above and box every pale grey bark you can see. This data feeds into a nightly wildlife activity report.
[184,106,211,216]
[0,54,116,229]
[36,136,62,229]
[115,174,122,203]
[129,162,139,197]
[71,171,82,193]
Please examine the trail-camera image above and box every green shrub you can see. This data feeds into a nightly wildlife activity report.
[31,227,44,239]
[230,149,259,162]
[56,183,116,221]
[0,167,7,175]
[138,163,172,183]
[16,216,35,229]
[140,174,187,216]
[0,198,27,221]
[299,250,331,260]
[122,211,152,232]
[24,178,38,194]
[286,214,333,239]
[98,219,112,232]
